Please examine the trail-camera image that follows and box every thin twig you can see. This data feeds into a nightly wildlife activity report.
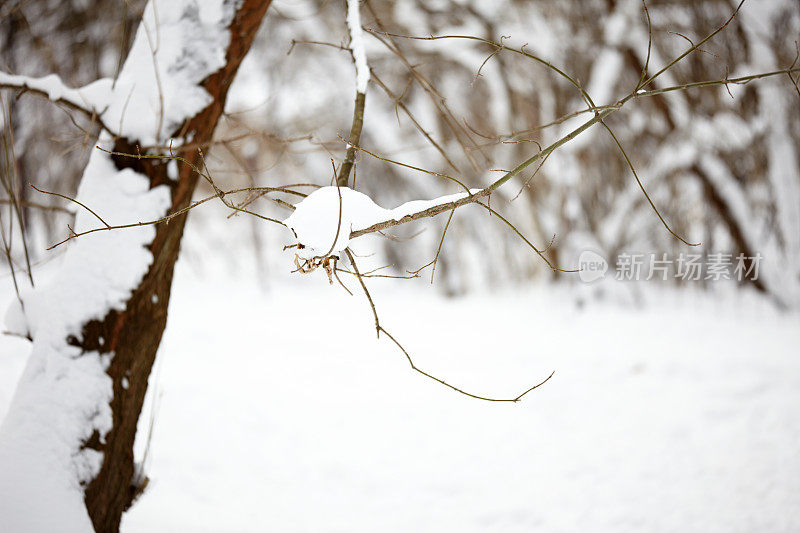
[344,248,554,402]
[598,121,698,246]
[430,208,454,283]
[30,184,110,228]
[635,0,653,91]
[639,0,746,89]
[370,70,460,172]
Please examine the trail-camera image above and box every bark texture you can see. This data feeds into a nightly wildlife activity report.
[80,2,271,531]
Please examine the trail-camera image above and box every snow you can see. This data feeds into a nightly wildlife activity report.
[0,350,111,533]
[5,137,172,344]
[284,186,479,257]
[0,0,236,146]
[586,48,624,106]
[0,72,114,113]
[103,0,234,145]
[762,83,800,291]
[1,1,797,529]
[22,260,784,533]
[0,0,242,530]
[347,0,370,93]
[0,135,171,532]
[2,216,799,532]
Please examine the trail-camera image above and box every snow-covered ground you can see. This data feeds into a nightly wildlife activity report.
[1,261,798,532]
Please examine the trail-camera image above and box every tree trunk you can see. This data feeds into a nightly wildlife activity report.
[82,2,271,531]
[0,2,270,532]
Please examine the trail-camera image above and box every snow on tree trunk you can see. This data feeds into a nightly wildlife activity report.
[0,1,269,531]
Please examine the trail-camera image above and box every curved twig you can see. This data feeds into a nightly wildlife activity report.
[344,248,554,402]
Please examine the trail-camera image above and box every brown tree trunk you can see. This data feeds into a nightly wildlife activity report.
[80,2,270,531]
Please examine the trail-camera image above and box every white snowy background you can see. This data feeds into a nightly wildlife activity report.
[1,0,799,531]
[3,208,799,532]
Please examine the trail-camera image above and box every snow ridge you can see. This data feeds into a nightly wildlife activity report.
[347,0,370,93]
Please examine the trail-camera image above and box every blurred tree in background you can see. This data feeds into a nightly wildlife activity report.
[3,0,799,303]
[0,2,798,530]
[1,0,146,242]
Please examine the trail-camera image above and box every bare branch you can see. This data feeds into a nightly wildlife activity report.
[30,185,111,229]
[344,248,554,402]
[598,121,698,246]
[639,0,746,89]
[0,73,112,133]
[337,91,366,187]
[349,106,618,240]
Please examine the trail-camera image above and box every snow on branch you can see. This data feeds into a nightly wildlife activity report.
[336,1,370,187]
[0,72,113,119]
[285,186,480,257]
[0,1,247,530]
[1,1,239,146]
[347,0,370,93]
[4,0,242,349]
